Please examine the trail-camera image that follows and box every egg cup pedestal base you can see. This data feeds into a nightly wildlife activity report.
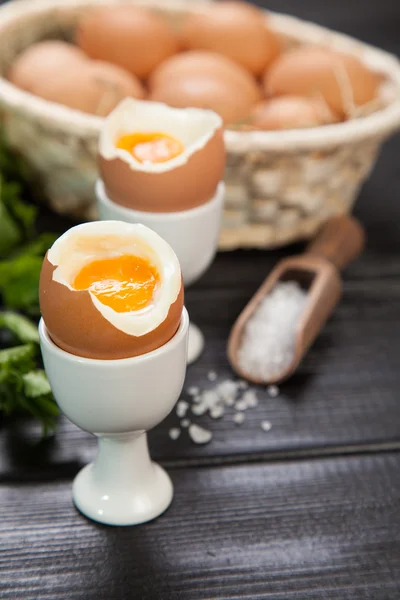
[187,322,204,364]
[39,311,189,528]
[73,432,173,526]
[96,180,225,366]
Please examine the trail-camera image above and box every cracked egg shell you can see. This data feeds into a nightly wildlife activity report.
[98,98,225,212]
[39,221,184,360]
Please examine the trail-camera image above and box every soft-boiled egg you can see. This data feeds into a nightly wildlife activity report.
[98,98,225,212]
[39,221,184,360]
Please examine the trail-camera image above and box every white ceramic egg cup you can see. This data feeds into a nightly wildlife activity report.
[39,309,189,526]
[96,180,225,364]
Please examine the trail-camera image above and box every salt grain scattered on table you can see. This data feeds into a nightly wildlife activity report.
[210,405,224,419]
[267,385,279,398]
[169,428,181,440]
[207,370,217,382]
[188,386,199,396]
[242,389,258,408]
[233,413,245,425]
[237,281,308,381]
[189,424,213,444]
[235,399,248,411]
[261,420,272,432]
[217,380,239,406]
[191,402,208,416]
[181,376,272,443]
[176,400,189,418]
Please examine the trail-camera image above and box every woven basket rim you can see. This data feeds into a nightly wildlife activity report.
[0,0,399,150]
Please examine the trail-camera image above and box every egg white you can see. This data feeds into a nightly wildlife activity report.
[98,97,222,173]
[47,221,182,337]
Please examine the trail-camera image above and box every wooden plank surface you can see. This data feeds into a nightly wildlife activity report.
[1,452,399,599]
[1,0,400,598]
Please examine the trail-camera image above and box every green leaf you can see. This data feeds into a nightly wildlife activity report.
[0,343,36,368]
[0,254,43,312]
[10,194,36,238]
[22,369,51,398]
[0,130,59,434]
[0,311,39,343]
[32,392,59,417]
[0,193,22,255]
[14,232,58,258]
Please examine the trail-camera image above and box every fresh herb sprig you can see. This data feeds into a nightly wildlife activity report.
[0,312,59,435]
[0,134,59,433]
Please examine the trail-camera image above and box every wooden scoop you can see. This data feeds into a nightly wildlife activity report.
[227,215,366,385]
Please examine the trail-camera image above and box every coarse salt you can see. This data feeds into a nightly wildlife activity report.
[191,402,208,416]
[207,370,217,382]
[210,405,224,419]
[216,380,240,406]
[187,386,199,396]
[242,389,258,408]
[237,281,308,381]
[188,424,213,444]
[169,428,181,440]
[235,399,248,412]
[233,412,245,425]
[174,376,273,444]
[176,400,189,418]
[261,420,272,432]
[267,385,279,398]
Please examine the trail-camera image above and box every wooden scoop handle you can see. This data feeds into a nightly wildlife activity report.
[306,215,366,270]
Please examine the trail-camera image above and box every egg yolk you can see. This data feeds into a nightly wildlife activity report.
[73,255,159,313]
[116,132,184,163]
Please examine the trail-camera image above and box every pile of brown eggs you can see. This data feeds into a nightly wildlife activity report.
[8,1,381,130]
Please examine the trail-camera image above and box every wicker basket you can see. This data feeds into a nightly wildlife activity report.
[0,0,399,249]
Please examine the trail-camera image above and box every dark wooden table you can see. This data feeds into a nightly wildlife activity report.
[1,1,400,598]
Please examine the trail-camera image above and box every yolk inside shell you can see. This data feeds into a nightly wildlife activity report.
[73,255,159,313]
[116,132,184,163]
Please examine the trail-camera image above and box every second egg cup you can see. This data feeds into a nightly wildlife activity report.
[96,180,225,364]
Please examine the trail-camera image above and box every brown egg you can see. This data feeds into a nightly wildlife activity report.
[39,222,184,360]
[151,73,256,124]
[148,50,262,107]
[76,5,179,79]
[32,60,145,116]
[180,1,280,75]
[98,98,225,212]
[8,40,87,92]
[250,95,339,130]
[263,24,282,67]
[264,46,379,117]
